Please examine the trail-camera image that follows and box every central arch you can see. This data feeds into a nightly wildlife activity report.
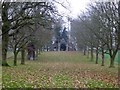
[60,43,66,51]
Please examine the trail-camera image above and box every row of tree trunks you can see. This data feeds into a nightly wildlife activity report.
[84,46,105,65]
[1,2,26,66]
[14,47,26,66]
[84,45,118,68]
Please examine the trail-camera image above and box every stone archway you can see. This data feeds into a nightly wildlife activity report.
[60,43,66,51]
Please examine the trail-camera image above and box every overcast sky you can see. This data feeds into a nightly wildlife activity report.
[68,0,90,18]
[55,0,91,30]
[56,0,90,18]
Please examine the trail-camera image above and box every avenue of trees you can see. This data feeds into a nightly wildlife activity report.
[1,1,120,68]
[1,1,65,66]
[71,2,120,68]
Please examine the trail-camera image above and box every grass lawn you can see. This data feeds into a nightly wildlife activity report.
[2,51,119,88]
[99,51,119,63]
[104,53,119,63]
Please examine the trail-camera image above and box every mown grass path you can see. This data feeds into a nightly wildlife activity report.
[2,51,119,88]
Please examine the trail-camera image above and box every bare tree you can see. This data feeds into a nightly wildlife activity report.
[1,1,59,66]
[71,2,119,68]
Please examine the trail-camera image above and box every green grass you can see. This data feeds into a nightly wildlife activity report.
[53,74,73,88]
[99,51,119,63]
[2,51,119,88]
[104,53,118,63]
[7,51,14,58]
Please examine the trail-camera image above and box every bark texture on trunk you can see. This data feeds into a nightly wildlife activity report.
[2,33,9,66]
[83,47,86,55]
[101,47,104,66]
[2,2,10,66]
[21,46,25,65]
[87,49,89,58]
[90,45,94,61]
[14,53,17,66]
[95,47,99,64]
[109,51,117,68]
[109,57,115,68]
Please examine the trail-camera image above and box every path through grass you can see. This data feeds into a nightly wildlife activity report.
[2,51,119,88]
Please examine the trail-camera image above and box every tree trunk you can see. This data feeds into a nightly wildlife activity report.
[118,1,120,47]
[2,32,9,66]
[95,47,99,64]
[109,51,117,68]
[101,47,104,66]
[14,53,17,66]
[90,45,94,61]
[87,48,89,58]
[46,46,49,51]
[21,46,25,65]
[109,56,115,68]
[83,47,86,55]
[2,3,10,66]
[36,49,40,60]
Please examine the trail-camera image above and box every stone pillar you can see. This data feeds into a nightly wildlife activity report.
[66,43,69,51]
[58,42,60,51]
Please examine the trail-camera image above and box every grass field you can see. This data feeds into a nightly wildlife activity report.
[104,53,119,63]
[99,51,119,63]
[2,51,119,88]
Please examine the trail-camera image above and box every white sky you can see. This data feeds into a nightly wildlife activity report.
[56,0,91,18]
[67,0,90,18]
[55,0,91,30]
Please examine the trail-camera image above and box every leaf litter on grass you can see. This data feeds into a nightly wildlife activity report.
[2,51,119,88]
